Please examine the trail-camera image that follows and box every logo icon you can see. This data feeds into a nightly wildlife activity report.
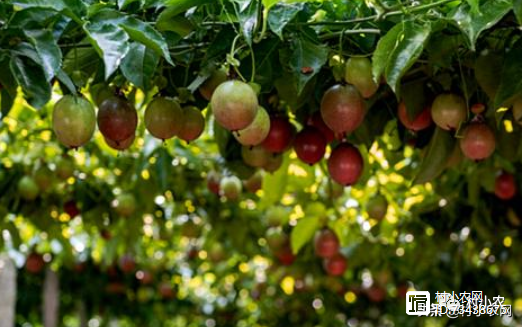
[406,291,431,315]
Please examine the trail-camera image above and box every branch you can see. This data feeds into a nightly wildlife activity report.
[319,29,381,40]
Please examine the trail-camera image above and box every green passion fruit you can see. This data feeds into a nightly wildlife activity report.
[210,80,258,131]
[53,95,96,148]
[234,106,270,146]
[144,97,183,140]
[178,106,205,143]
[344,57,378,99]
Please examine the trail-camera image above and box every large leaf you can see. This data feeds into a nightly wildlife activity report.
[120,43,160,91]
[267,3,303,39]
[24,29,62,81]
[9,0,86,23]
[449,0,511,51]
[290,216,320,255]
[119,17,174,65]
[494,38,522,107]
[515,0,522,25]
[162,0,213,16]
[56,69,77,95]
[286,38,328,96]
[381,22,431,97]
[84,23,130,79]
[372,23,401,83]
[259,155,290,209]
[9,55,51,109]
[235,0,258,46]
[413,127,455,184]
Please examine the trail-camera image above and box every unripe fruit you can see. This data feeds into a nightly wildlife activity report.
[98,96,138,142]
[266,227,287,251]
[344,57,378,98]
[265,206,289,227]
[220,176,242,200]
[495,172,516,200]
[53,95,96,148]
[431,94,467,131]
[25,253,45,274]
[459,122,495,160]
[181,220,201,238]
[144,97,183,140]
[211,80,258,131]
[323,253,347,276]
[321,84,366,134]
[208,243,226,263]
[242,145,270,168]
[397,101,432,131]
[199,68,227,101]
[294,126,327,165]
[263,154,283,173]
[55,157,74,180]
[178,106,205,142]
[261,117,295,153]
[114,193,136,217]
[104,134,135,151]
[18,176,39,200]
[366,194,388,220]
[234,106,270,146]
[244,170,263,193]
[314,229,340,259]
[327,143,364,186]
[34,165,53,192]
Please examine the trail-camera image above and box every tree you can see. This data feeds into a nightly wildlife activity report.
[1,0,522,326]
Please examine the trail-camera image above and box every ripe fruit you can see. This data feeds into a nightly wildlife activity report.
[53,95,96,148]
[178,106,205,142]
[327,143,364,186]
[211,80,258,131]
[55,156,75,180]
[114,193,136,217]
[344,57,378,98]
[158,282,175,299]
[97,96,138,142]
[323,253,347,276]
[241,145,270,168]
[430,94,467,131]
[367,285,386,303]
[199,68,227,101]
[459,122,496,160]
[309,111,334,143]
[18,176,39,201]
[294,126,327,165]
[471,103,486,115]
[266,227,287,251]
[261,116,295,153]
[144,97,183,140]
[104,134,135,151]
[220,175,242,200]
[119,255,136,274]
[136,270,154,285]
[244,170,263,193]
[234,106,270,146]
[207,171,221,195]
[25,253,45,274]
[397,101,432,131]
[314,229,340,259]
[495,172,516,200]
[263,154,283,173]
[64,200,80,218]
[321,84,366,134]
[366,194,388,220]
[275,243,295,266]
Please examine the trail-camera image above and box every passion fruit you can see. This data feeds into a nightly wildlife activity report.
[344,57,378,98]
[234,106,270,146]
[320,84,366,134]
[178,106,205,142]
[397,101,432,131]
[210,80,258,131]
[52,95,96,148]
[144,97,183,140]
[327,143,364,186]
[459,122,495,160]
[97,96,138,142]
[430,94,467,131]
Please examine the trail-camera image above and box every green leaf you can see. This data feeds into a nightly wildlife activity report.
[9,55,51,109]
[156,15,194,37]
[514,0,522,25]
[267,3,303,39]
[119,17,174,65]
[384,22,431,97]
[449,0,511,51]
[56,69,77,95]
[24,29,62,81]
[10,0,86,24]
[259,155,290,209]
[413,127,455,184]
[290,216,320,255]
[372,23,401,84]
[84,23,130,79]
[494,38,522,107]
[235,0,257,46]
[262,0,278,11]
[162,0,213,15]
[287,38,328,96]
[120,43,160,91]
[118,0,141,10]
